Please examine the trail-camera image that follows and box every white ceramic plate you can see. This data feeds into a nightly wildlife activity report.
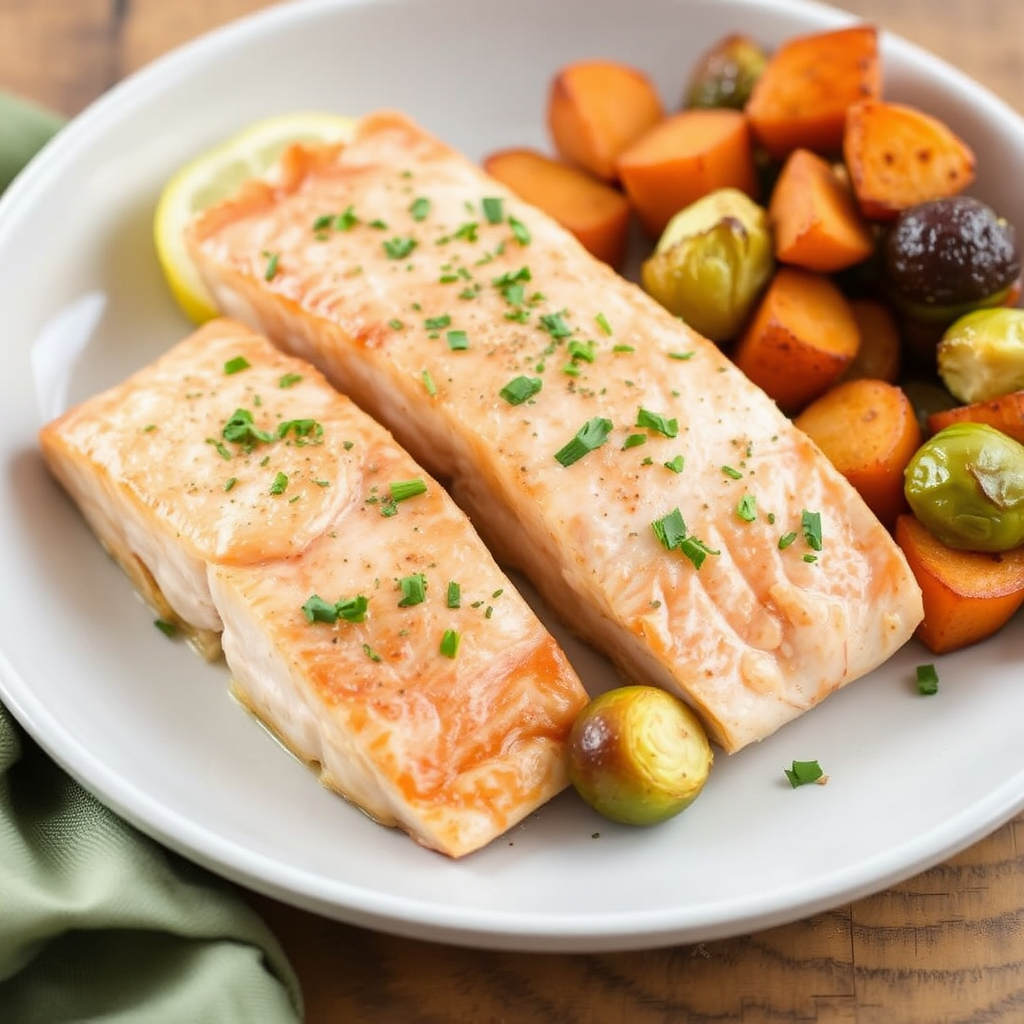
[1,0,1023,954]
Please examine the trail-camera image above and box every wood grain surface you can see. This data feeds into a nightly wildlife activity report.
[2,1,1023,1021]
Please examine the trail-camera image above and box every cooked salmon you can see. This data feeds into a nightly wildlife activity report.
[39,318,589,857]
[187,110,924,752]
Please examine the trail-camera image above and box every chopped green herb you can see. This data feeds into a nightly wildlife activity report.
[722,465,743,480]
[224,477,237,492]
[636,408,679,438]
[223,356,250,375]
[277,419,324,444]
[362,643,382,662]
[668,351,695,361]
[206,437,233,460]
[422,370,437,396]
[270,472,288,495]
[313,479,329,487]
[389,318,404,330]
[301,595,337,624]
[409,197,431,221]
[568,339,596,363]
[383,236,418,259]
[424,314,451,330]
[802,509,823,551]
[803,554,818,563]
[482,196,504,224]
[278,372,303,389]
[447,329,469,350]
[508,215,531,245]
[446,581,461,609]
[502,282,525,305]
[778,532,798,550]
[154,619,177,638]
[612,344,634,354]
[492,266,532,287]
[538,311,573,339]
[335,206,358,231]
[336,595,369,623]
[652,508,688,551]
[595,312,613,336]
[312,213,333,232]
[439,629,461,659]
[784,760,825,788]
[499,375,542,406]
[678,535,719,570]
[622,433,647,450]
[554,417,614,467]
[916,663,939,695]
[664,455,685,474]
[454,221,479,242]
[397,573,427,607]
[222,408,275,449]
[369,218,388,230]
[737,494,757,521]
[262,251,280,280]
[389,478,428,502]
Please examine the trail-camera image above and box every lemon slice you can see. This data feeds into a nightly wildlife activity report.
[154,112,358,323]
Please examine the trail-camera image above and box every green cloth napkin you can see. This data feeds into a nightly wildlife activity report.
[0,93,303,1024]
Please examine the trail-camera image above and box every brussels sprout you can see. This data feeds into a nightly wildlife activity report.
[883,196,1020,318]
[904,423,1024,552]
[641,188,773,343]
[567,685,713,826]
[937,308,1024,404]
[684,34,768,111]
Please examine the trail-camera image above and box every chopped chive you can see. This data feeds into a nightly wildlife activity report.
[454,221,479,242]
[664,455,685,473]
[802,509,823,551]
[538,311,573,339]
[389,478,428,502]
[224,356,250,375]
[554,417,614,467]
[595,312,613,336]
[362,643,382,662]
[337,595,369,623]
[446,581,461,609]
[312,213,333,232]
[154,619,177,638]
[722,465,743,480]
[737,494,757,522]
[262,251,280,281]
[206,437,233,460]
[612,344,634,354]
[803,554,818,563]
[778,532,798,550]
[916,663,939,696]
[668,351,694,361]
[447,329,469,350]
[335,206,358,231]
[482,196,504,224]
[301,594,339,624]
[277,419,324,445]
[397,573,427,607]
[439,629,461,659]
[622,433,647,450]
[389,318,404,330]
[270,471,288,495]
[424,314,451,330]
[222,408,276,448]
[409,197,431,221]
[636,408,679,438]
[652,508,688,551]
[568,339,596,363]
[383,236,417,259]
[369,218,388,230]
[492,266,532,287]
[508,215,531,245]
[784,759,825,788]
[678,535,719,570]
[422,370,437,396]
[278,372,303,389]
[499,375,542,406]
[224,477,237,492]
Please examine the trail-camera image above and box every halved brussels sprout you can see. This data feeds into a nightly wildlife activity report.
[567,685,713,826]
[937,308,1024,404]
[684,34,768,111]
[641,188,773,343]
[904,422,1024,552]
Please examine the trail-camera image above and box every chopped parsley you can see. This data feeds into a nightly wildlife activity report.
[499,375,542,406]
[652,507,719,570]
[222,408,275,449]
[447,329,469,350]
[153,619,177,638]
[784,760,825,788]
[409,197,431,221]
[508,215,531,245]
[262,251,280,281]
[397,573,427,607]
[278,372,303,389]
[636,408,679,438]
[269,472,289,495]
[538,311,573,339]
[424,314,451,330]
[917,663,939,695]
[737,494,757,522]
[595,312,613,336]
[778,532,798,550]
[223,356,250,375]
[664,455,685,474]
[383,236,417,260]
[277,419,324,445]
[622,433,647,450]
[554,417,613,467]
[223,477,237,492]
[802,509,823,551]
[301,594,369,625]
[362,643,382,662]
[481,197,504,224]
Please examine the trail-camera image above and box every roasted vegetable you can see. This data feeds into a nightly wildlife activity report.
[844,100,976,221]
[936,308,1024,404]
[567,686,713,826]
[928,389,1024,445]
[842,299,902,384]
[895,513,1024,654]
[882,197,1020,320]
[640,188,773,342]
[904,423,1024,552]
[615,108,759,237]
[685,33,767,110]
[548,60,664,181]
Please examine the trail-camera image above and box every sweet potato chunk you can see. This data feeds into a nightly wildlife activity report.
[547,61,664,181]
[927,389,1024,443]
[842,299,902,384]
[483,148,631,267]
[843,99,976,221]
[731,267,860,415]
[745,24,881,159]
[895,514,1024,654]
[615,109,758,237]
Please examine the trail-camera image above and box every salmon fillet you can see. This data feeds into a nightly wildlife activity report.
[39,318,588,857]
[188,110,924,752]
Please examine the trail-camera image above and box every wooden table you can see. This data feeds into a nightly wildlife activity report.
[3,1,1023,1020]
